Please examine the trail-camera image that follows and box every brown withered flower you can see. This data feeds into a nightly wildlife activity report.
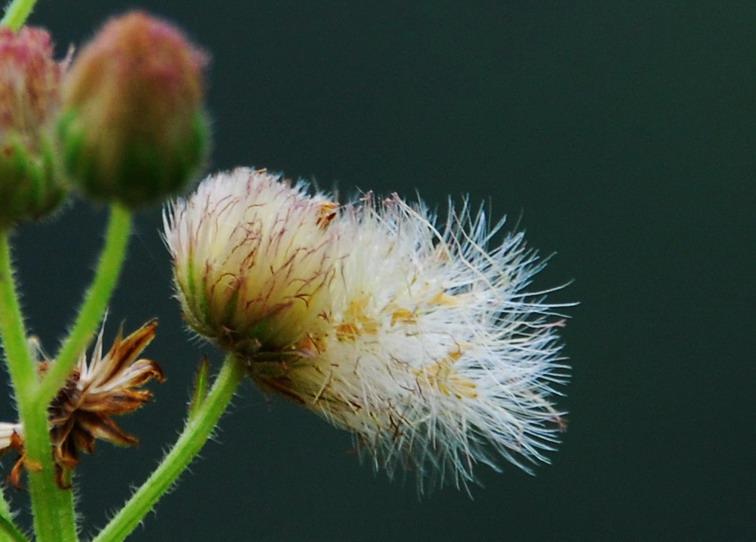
[0,422,24,485]
[0,320,164,488]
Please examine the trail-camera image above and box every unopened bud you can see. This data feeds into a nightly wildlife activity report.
[59,11,210,208]
[0,26,67,228]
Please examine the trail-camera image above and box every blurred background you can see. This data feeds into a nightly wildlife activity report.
[2,1,754,540]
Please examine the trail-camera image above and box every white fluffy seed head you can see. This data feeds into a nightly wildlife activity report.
[164,168,340,355]
[166,171,569,493]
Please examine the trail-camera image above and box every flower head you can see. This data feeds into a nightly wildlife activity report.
[0,320,164,488]
[59,11,210,208]
[0,26,67,227]
[166,171,569,492]
[164,168,341,356]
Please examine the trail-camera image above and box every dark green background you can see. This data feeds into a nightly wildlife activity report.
[3,1,754,540]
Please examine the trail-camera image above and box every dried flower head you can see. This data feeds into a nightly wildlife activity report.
[166,171,570,492]
[0,422,23,484]
[0,320,164,488]
[164,168,341,356]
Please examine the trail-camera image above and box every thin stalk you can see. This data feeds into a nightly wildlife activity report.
[0,233,35,422]
[0,513,30,542]
[0,233,77,542]
[0,0,38,30]
[37,204,132,406]
[92,356,246,542]
[0,484,18,537]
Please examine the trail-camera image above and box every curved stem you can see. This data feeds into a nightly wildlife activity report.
[0,0,38,30]
[92,355,246,542]
[0,233,77,542]
[37,204,132,406]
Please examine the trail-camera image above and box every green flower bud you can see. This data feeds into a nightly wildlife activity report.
[59,11,210,209]
[0,26,67,229]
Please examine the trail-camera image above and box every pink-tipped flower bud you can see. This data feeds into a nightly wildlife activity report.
[59,11,210,208]
[0,26,67,228]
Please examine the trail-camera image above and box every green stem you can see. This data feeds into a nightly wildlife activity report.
[1,0,38,30]
[92,356,246,542]
[0,484,18,536]
[0,233,35,422]
[0,233,77,542]
[37,204,132,407]
[0,513,30,542]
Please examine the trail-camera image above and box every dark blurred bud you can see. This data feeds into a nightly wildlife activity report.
[59,11,210,209]
[0,26,67,229]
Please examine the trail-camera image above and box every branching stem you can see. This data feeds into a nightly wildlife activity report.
[0,233,77,542]
[37,204,132,407]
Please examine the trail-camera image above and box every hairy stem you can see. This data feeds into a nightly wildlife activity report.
[0,484,20,540]
[92,356,246,542]
[37,204,132,406]
[0,0,38,30]
[0,233,77,542]
[0,513,30,542]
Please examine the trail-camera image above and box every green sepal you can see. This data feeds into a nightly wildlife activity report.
[58,108,210,209]
[187,356,211,421]
[0,133,68,229]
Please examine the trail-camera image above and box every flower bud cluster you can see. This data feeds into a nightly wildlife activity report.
[0,11,210,227]
[165,168,570,491]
